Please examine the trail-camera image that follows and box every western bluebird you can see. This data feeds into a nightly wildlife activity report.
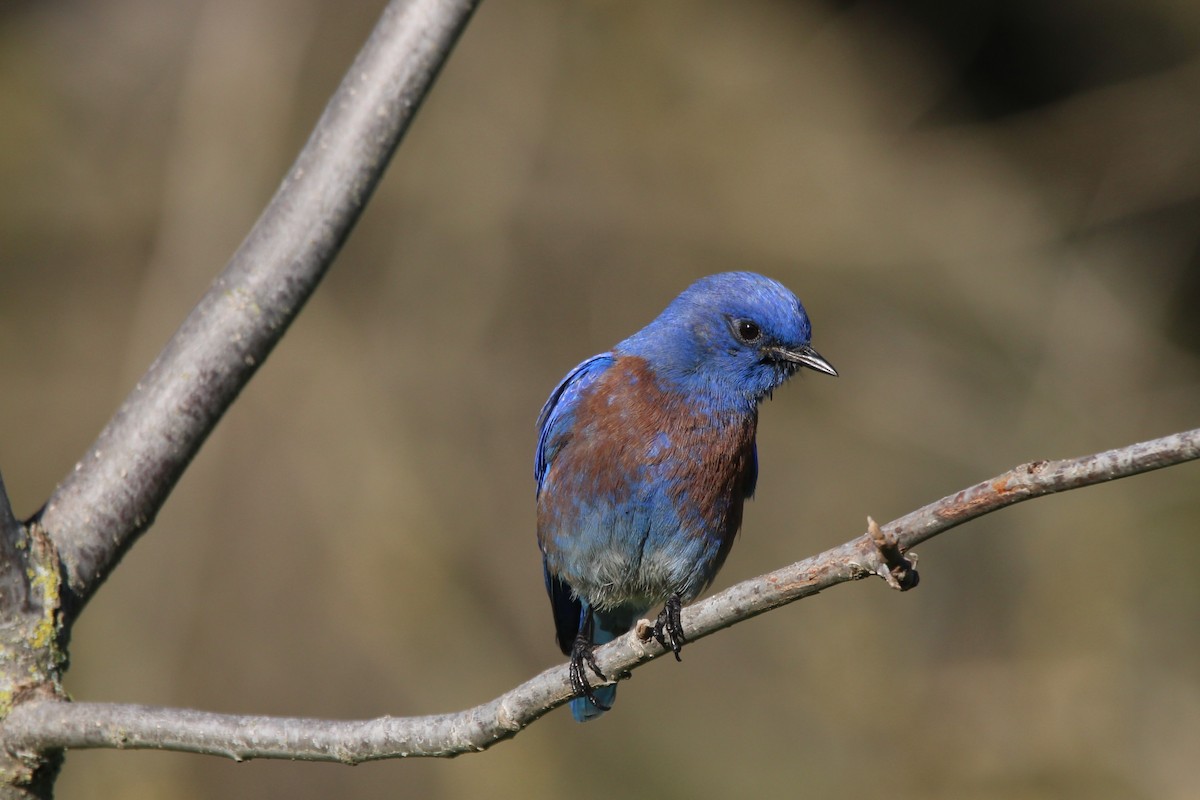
[535,272,837,721]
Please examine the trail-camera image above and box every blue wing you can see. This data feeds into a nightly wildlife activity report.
[535,353,615,655]
[534,353,615,493]
[543,565,583,655]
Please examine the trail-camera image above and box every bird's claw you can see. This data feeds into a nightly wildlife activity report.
[569,634,610,711]
[653,593,686,661]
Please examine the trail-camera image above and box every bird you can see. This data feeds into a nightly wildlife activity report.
[534,271,837,721]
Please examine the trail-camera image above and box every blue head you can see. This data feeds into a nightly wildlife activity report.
[616,272,836,410]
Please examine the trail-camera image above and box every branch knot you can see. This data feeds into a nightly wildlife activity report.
[867,516,919,591]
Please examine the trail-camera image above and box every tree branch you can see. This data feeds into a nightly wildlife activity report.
[0,472,68,797]
[5,428,1197,762]
[30,0,480,613]
[0,470,23,613]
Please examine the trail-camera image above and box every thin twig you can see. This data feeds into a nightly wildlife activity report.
[5,428,1197,762]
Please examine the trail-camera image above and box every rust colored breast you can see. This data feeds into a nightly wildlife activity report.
[538,356,757,604]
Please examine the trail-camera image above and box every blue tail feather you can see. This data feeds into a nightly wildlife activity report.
[570,683,617,722]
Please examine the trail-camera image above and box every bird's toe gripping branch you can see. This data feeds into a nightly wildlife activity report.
[651,593,686,661]
[569,633,611,712]
[867,516,919,591]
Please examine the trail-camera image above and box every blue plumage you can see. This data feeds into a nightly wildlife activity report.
[535,272,836,721]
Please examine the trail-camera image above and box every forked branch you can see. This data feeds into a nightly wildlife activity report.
[5,428,1197,762]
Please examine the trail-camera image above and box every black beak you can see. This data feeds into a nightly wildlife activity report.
[774,344,837,377]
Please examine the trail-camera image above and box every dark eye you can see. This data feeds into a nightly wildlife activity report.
[733,318,762,344]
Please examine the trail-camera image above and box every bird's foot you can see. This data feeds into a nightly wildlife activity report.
[569,633,610,712]
[653,593,686,661]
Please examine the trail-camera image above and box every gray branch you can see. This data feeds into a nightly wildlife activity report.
[31,0,479,612]
[5,427,1197,762]
[4,4,477,794]
[0,471,22,612]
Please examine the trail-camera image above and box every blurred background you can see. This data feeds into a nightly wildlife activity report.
[2,0,1199,797]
